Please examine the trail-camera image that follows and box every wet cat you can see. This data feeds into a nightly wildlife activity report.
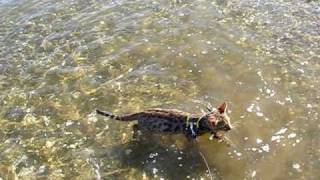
[96,102,232,140]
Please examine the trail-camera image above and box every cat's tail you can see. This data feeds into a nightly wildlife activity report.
[96,109,137,121]
[96,109,119,119]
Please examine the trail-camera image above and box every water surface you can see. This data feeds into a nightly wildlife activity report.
[0,0,320,179]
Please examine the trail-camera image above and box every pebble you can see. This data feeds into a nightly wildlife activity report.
[152,168,158,174]
[292,163,302,172]
[276,128,287,135]
[271,135,282,142]
[256,138,263,144]
[246,104,254,112]
[256,112,264,117]
[5,107,26,121]
[261,144,270,152]
[251,170,256,177]
[288,133,296,138]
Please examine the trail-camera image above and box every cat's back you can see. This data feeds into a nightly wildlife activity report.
[138,108,191,133]
[145,108,192,118]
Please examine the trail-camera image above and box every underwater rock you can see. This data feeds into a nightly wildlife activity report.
[5,107,26,122]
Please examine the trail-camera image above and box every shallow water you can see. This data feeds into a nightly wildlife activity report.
[0,0,320,179]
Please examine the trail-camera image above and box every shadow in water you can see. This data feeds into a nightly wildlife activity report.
[103,136,222,179]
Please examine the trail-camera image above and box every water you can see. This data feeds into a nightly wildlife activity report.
[0,0,319,179]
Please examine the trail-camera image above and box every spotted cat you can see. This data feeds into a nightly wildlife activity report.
[96,102,232,140]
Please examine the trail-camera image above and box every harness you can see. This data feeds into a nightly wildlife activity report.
[186,114,207,138]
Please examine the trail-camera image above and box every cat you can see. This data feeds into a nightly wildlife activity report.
[96,102,232,140]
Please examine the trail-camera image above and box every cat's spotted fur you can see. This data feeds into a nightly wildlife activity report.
[96,102,232,140]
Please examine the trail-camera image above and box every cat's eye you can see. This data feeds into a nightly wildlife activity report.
[216,121,224,126]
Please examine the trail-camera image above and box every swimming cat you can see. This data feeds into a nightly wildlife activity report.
[96,102,232,140]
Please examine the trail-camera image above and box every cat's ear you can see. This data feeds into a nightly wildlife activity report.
[218,102,227,114]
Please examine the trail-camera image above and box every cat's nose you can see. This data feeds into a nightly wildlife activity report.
[225,126,232,131]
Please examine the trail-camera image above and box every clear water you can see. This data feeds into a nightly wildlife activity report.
[0,0,319,179]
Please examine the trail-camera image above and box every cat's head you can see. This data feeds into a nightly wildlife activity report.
[206,102,232,132]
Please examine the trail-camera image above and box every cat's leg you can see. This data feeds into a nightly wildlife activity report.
[132,124,141,140]
[132,124,153,143]
[185,133,197,141]
[211,131,223,140]
[212,132,219,139]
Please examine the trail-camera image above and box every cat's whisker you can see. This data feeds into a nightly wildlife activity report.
[221,135,235,147]
[231,121,241,128]
[232,123,239,128]
[231,128,239,133]
[233,121,241,125]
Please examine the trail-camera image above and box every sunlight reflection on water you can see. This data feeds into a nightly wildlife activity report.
[0,0,319,179]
